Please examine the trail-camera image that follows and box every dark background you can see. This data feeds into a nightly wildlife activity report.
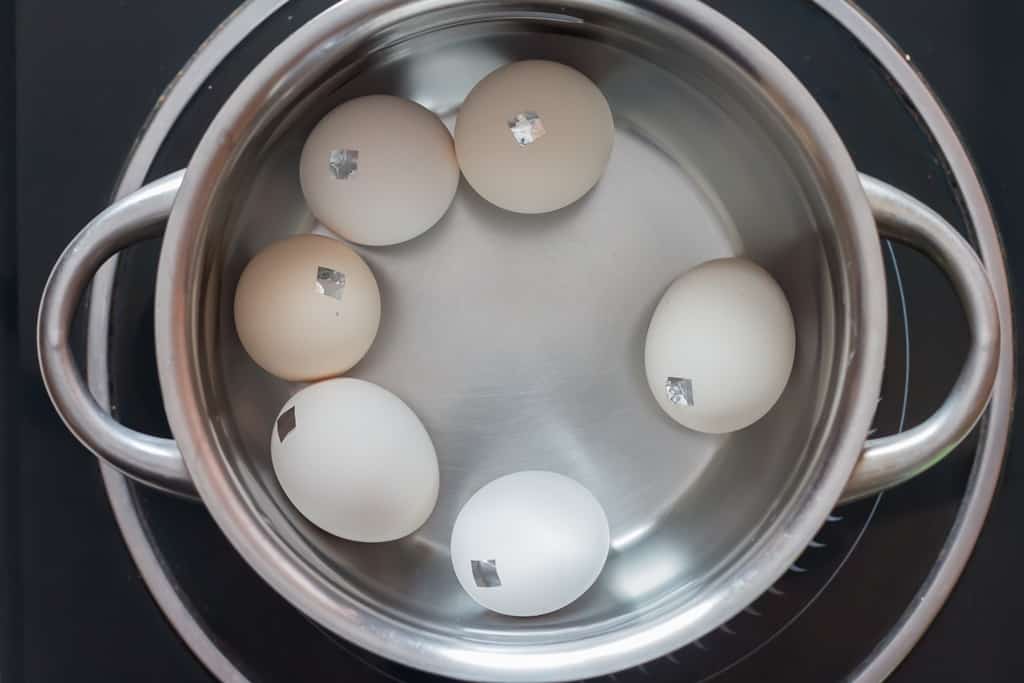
[3,1,1021,681]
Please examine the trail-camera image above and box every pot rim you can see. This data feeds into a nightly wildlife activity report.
[154,0,887,680]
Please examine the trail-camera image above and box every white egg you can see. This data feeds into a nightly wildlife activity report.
[450,471,610,617]
[644,257,796,434]
[234,234,381,382]
[454,60,614,214]
[299,95,459,246]
[271,378,439,542]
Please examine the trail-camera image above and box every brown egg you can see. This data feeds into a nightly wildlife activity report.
[233,234,381,381]
[455,60,614,214]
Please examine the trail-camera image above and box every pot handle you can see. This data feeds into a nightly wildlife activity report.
[839,175,1000,503]
[37,170,197,498]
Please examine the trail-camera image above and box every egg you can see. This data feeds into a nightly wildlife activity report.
[271,378,439,542]
[234,234,381,381]
[644,257,796,434]
[450,471,610,617]
[454,60,614,214]
[299,95,459,246]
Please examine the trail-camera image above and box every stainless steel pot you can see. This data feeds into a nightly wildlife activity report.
[37,1,1000,680]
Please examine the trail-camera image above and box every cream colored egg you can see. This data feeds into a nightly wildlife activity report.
[644,257,796,434]
[234,234,381,381]
[454,60,614,214]
[271,378,439,542]
[299,95,459,246]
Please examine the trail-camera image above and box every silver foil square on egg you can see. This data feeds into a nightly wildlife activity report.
[471,560,502,588]
[328,149,359,179]
[507,112,546,146]
[316,266,346,301]
[276,407,297,442]
[665,377,694,407]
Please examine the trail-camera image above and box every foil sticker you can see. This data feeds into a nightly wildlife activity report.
[471,560,501,588]
[328,149,359,179]
[316,266,346,301]
[277,407,297,442]
[507,112,545,146]
[665,377,694,407]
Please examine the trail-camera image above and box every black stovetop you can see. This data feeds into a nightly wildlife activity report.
[5,1,1022,682]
